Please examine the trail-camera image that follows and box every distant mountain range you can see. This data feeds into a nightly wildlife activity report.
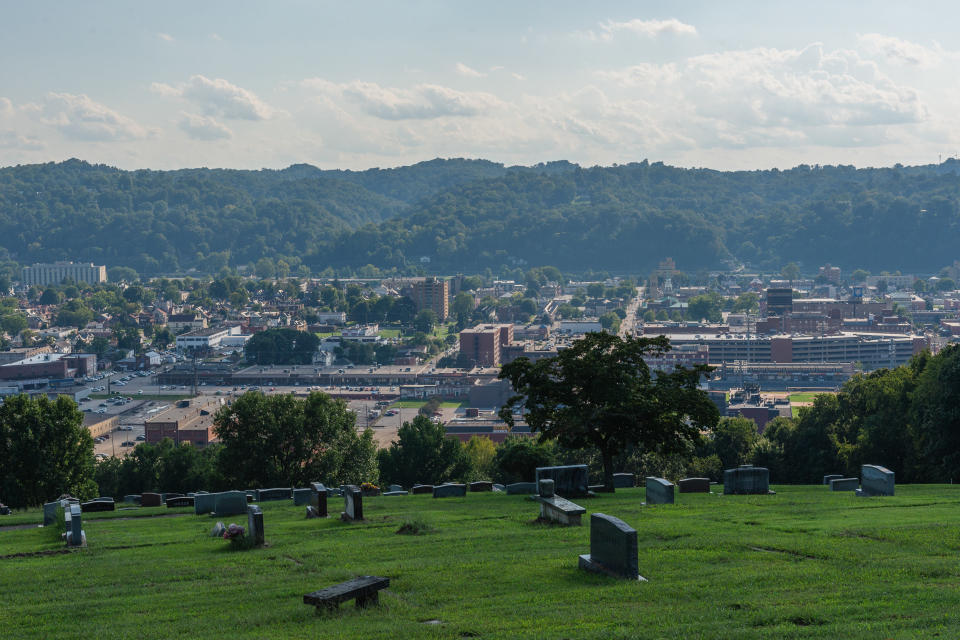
[2,157,959,276]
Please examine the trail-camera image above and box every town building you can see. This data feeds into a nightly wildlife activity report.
[144,397,226,447]
[406,277,450,321]
[459,324,514,367]
[20,262,107,287]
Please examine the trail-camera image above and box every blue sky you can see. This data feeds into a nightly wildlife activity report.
[1,1,957,170]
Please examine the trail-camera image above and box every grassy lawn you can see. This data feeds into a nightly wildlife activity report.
[3,485,960,638]
[789,392,830,403]
[379,329,400,339]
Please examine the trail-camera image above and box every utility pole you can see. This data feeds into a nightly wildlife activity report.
[192,352,198,397]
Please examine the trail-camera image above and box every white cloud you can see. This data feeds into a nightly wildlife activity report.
[456,62,486,78]
[178,112,232,140]
[152,75,277,120]
[0,130,45,150]
[858,33,943,67]
[0,97,13,117]
[157,33,174,43]
[586,17,697,41]
[302,78,502,120]
[40,93,151,141]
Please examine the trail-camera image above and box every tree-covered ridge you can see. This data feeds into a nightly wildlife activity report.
[3,157,960,275]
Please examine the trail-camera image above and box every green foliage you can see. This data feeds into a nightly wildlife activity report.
[214,391,378,488]
[244,328,320,365]
[0,395,96,507]
[709,417,760,471]
[490,436,558,484]
[686,292,723,322]
[463,435,496,481]
[499,333,719,488]
[377,415,469,487]
[94,440,225,496]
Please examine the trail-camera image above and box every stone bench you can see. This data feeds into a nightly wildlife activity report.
[303,576,389,612]
[536,495,587,526]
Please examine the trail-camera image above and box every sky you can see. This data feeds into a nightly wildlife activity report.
[1,1,958,171]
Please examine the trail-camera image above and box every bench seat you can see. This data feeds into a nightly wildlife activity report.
[303,576,389,611]
[535,495,586,526]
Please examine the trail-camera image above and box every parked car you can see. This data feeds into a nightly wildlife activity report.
[121,441,135,447]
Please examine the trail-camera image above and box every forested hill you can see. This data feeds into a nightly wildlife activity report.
[2,158,960,276]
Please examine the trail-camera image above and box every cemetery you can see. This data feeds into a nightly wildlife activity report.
[2,485,960,637]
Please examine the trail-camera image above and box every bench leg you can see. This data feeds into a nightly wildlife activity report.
[355,592,379,608]
[316,602,339,613]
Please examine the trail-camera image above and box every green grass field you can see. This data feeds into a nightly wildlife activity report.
[3,485,960,638]
[789,392,830,403]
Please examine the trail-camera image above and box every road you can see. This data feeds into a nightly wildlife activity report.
[618,289,643,338]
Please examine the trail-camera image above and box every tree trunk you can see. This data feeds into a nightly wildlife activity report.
[602,447,615,493]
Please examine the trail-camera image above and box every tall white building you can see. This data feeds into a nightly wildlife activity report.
[21,262,107,286]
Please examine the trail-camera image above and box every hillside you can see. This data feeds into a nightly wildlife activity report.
[3,158,960,275]
[2,485,960,638]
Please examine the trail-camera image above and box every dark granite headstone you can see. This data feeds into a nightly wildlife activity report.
[411,484,434,495]
[342,485,363,521]
[678,478,710,493]
[433,483,467,498]
[830,478,859,491]
[122,494,141,505]
[194,492,217,515]
[536,465,590,498]
[578,513,641,580]
[213,491,248,516]
[0,504,9,516]
[388,484,404,493]
[492,483,505,492]
[166,496,195,507]
[43,501,60,526]
[293,488,313,506]
[723,467,771,495]
[645,477,675,504]
[247,505,264,545]
[310,482,328,517]
[383,490,408,496]
[506,482,537,495]
[613,473,635,488]
[823,474,843,485]
[258,488,292,501]
[165,493,184,499]
[469,481,493,492]
[539,479,555,498]
[140,492,162,507]
[81,499,115,512]
[857,464,894,497]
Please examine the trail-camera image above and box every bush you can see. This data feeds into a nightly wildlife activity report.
[492,436,557,484]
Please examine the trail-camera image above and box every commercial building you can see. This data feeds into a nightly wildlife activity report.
[175,326,245,353]
[459,324,514,367]
[0,353,97,381]
[21,262,107,287]
[144,397,225,447]
[407,277,450,321]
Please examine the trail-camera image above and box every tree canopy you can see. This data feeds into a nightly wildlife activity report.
[244,328,320,365]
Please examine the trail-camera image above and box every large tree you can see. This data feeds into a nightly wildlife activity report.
[244,327,320,365]
[214,391,378,488]
[377,414,469,487]
[0,395,97,507]
[499,333,719,490]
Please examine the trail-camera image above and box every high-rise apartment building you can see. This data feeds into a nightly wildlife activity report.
[407,277,450,321]
[21,262,107,287]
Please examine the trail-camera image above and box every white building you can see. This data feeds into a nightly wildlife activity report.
[176,326,244,352]
[21,262,107,287]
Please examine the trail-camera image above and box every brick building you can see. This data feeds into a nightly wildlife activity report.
[459,324,514,367]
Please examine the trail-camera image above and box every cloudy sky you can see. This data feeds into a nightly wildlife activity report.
[1,1,957,171]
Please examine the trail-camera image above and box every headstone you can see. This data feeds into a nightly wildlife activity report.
[830,478,859,492]
[306,506,320,518]
[678,478,710,493]
[247,505,264,546]
[43,501,59,526]
[469,481,493,492]
[246,489,259,502]
[723,467,771,495]
[66,504,85,547]
[383,490,408,496]
[411,484,434,495]
[578,513,642,580]
[492,483,505,492]
[166,496,195,508]
[342,485,363,521]
[258,488,292,501]
[140,492,162,507]
[857,465,894,497]
[388,485,404,493]
[506,482,537,495]
[165,493,184,499]
[123,494,141,504]
[823,474,843,485]
[293,488,313,506]
[310,482,328,517]
[81,499,115,512]
[432,483,467,498]
[213,491,248,516]
[536,465,590,498]
[539,479,555,498]
[645,477,675,505]
[194,492,217,515]
[613,473,635,488]
[211,521,226,537]
[0,504,9,516]
[536,493,586,526]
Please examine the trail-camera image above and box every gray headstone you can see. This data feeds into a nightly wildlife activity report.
[823,474,843,485]
[678,478,710,493]
[411,484,434,495]
[535,465,590,498]
[293,488,313,506]
[723,467,771,495]
[66,504,84,547]
[247,505,264,545]
[342,485,363,521]
[469,481,493,492]
[645,477,675,505]
[830,477,859,491]
[536,495,586,525]
[492,483,505,492]
[213,491,248,516]
[506,482,537,495]
[310,483,328,517]
[539,479,555,498]
[81,499,115,512]
[432,483,467,498]
[122,494,141,504]
[388,485,404,493]
[858,465,894,496]
[383,490,408,496]
[613,473,635,488]
[165,496,194,508]
[43,501,59,526]
[578,513,640,580]
[140,492,162,507]
[258,488,292,501]
[194,492,217,515]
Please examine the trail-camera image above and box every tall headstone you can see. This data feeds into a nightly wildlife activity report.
[66,504,84,547]
[535,465,590,498]
[857,465,894,497]
[723,466,771,495]
[247,505,264,546]
[214,491,248,516]
[342,485,363,521]
[678,478,710,493]
[645,477,675,505]
[195,492,217,515]
[432,483,467,498]
[293,488,313,506]
[578,513,642,580]
[310,482,328,517]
